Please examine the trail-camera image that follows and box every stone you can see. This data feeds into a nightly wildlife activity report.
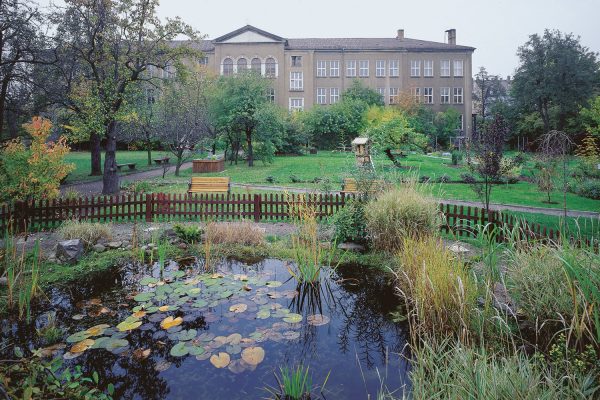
[178,243,188,250]
[93,244,106,253]
[56,239,84,264]
[337,242,365,252]
[126,245,133,250]
[106,241,122,249]
[447,243,471,254]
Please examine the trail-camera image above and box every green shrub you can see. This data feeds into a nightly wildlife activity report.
[265,176,277,184]
[172,224,202,244]
[451,151,463,166]
[461,173,476,184]
[573,180,600,200]
[365,187,442,252]
[437,174,451,183]
[57,220,112,249]
[330,199,367,244]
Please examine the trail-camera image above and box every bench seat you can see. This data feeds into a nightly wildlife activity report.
[188,177,230,194]
[341,178,387,195]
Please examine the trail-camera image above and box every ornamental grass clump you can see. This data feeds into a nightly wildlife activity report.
[57,219,112,249]
[365,187,442,252]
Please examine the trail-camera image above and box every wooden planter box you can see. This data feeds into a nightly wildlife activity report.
[192,159,225,173]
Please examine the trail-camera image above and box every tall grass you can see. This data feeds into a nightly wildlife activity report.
[265,364,330,400]
[57,219,112,249]
[203,220,264,246]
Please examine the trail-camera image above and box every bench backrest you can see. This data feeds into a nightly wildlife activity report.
[189,177,230,193]
[342,178,386,193]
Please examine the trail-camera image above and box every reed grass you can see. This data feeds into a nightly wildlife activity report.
[265,364,330,400]
[203,220,264,246]
[57,219,112,249]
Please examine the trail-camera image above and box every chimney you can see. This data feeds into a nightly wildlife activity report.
[396,29,404,40]
[445,29,456,45]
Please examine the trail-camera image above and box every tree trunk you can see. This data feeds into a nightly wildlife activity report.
[211,142,216,155]
[90,132,102,176]
[175,152,182,176]
[384,148,401,167]
[0,76,9,138]
[102,122,119,194]
[246,129,253,167]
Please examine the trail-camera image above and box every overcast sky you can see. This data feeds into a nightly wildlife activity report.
[41,0,600,77]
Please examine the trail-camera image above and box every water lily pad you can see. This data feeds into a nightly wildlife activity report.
[195,351,212,361]
[105,338,129,351]
[241,346,265,366]
[85,324,110,336]
[307,314,330,326]
[225,344,242,355]
[140,276,158,286]
[70,339,95,353]
[226,333,242,345]
[188,345,206,356]
[117,316,142,332]
[134,292,155,302]
[210,352,230,368]
[282,313,302,324]
[133,348,151,360]
[187,287,201,296]
[219,290,233,299]
[133,310,147,318]
[170,342,189,357]
[256,309,270,319]
[228,359,247,374]
[178,329,198,341]
[90,337,111,349]
[229,304,247,313]
[63,351,82,360]
[283,331,301,340]
[198,332,215,342]
[160,316,183,330]
[154,360,172,372]
[66,331,91,343]
[192,300,208,308]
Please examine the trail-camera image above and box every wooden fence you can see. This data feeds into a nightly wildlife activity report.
[0,193,588,246]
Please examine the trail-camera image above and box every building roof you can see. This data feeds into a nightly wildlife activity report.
[175,25,475,53]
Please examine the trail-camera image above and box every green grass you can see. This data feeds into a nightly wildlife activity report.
[64,151,172,183]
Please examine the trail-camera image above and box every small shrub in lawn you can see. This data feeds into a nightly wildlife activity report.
[365,187,442,252]
[460,173,477,184]
[329,199,367,244]
[289,174,303,183]
[418,175,430,183]
[57,219,112,249]
[437,174,451,183]
[205,221,264,246]
[265,176,277,184]
[172,224,202,244]
[573,180,600,200]
[451,151,463,166]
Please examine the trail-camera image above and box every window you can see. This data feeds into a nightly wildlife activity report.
[222,58,233,76]
[251,58,261,74]
[330,87,340,104]
[453,60,464,77]
[389,60,399,77]
[359,60,369,77]
[289,97,304,112]
[346,60,356,77]
[330,60,340,77]
[411,87,421,103]
[265,57,277,78]
[424,60,433,77]
[440,87,450,104]
[291,56,302,67]
[267,88,275,103]
[290,71,303,91]
[410,60,420,77]
[453,87,463,104]
[440,60,450,77]
[424,87,433,104]
[376,60,385,77]
[237,57,247,72]
[317,61,327,77]
[199,56,209,65]
[317,88,327,104]
[389,87,399,104]
[376,87,386,102]
[458,114,464,131]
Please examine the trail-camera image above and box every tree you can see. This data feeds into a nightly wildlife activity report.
[365,106,427,167]
[473,67,507,121]
[0,116,74,202]
[432,108,461,149]
[341,79,384,107]
[50,0,198,193]
[512,29,600,134]
[466,113,509,212]
[210,71,270,167]
[581,95,600,137]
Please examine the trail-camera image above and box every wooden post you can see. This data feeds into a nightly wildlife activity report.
[253,194,261,222]
[145,193,153,222]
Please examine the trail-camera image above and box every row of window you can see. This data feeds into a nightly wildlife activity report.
[315,59,464,78]
[221,57,278,77]
[312,86,463,105]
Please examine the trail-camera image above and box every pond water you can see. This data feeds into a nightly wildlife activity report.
[2,258,411,399]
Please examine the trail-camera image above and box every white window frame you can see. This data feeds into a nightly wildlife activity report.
[424,60,433,77]
[453,60,464,77]
[424,87,433,104]
[440,60,450,77]
[440,87,450,104]
[346,60,356,77]
[330,87,340,104]
[222,58,233,76]
[265,58,277,78]
[389,60,399,77]
[267,88,275,103]
[330,60,340,77]
[291,55,302,67]
[375,60,385,77]
[290,71,303,91]
[317,87,327,104]
[410,60,420,77]
[389,87,399,104]
[317,61,327,77]
[411,87,421,103]
[458,114,464,131]
[359,60,369,77]
[289,97,304,112]
[453,87,464,104]
[376,87,386,102]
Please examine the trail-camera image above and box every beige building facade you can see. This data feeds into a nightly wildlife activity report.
[190,25,475,136]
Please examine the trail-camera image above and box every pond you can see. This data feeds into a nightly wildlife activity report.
[2,258,410,399]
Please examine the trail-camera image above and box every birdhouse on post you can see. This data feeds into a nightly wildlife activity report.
[351,137,372,168]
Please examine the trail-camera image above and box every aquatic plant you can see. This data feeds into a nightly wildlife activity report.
[266,364,330,400]
[173,223,202,244]
[157,239,168,276]
[36,311,63,345]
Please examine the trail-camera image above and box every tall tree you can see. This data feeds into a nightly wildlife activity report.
[51,0,198,193]
[512,29,600,133]
[473,66,507,120]
[341,79,385,107]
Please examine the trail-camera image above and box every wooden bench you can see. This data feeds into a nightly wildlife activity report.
[341,178,387,195]
[153,157,170,165]
[188,177,231,194]
[117,163,136,171]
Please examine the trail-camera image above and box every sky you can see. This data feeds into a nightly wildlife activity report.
[40,0,600,77]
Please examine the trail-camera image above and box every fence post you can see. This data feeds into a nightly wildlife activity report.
[14,200,29,233]
[145,193,153,223]
[253,194,261,222]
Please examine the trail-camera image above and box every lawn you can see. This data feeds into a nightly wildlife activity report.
[64,150,173,183]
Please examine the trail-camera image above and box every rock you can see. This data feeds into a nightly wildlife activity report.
[106,241,122,249]
[447,243,471,254]
[442,152,452,157]
[337,242,365,252]
[93,244,106,253]
[126,245,133,250]
[0,277,7,287]
[56,239,84,264]
[178,243,188,250]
